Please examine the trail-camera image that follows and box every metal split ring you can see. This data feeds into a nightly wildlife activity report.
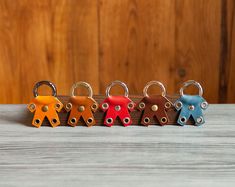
[180,80,203,96]
[33,80,57,97]
[106,80,129,97]
[70,81,93,97]
[143,81,166,97]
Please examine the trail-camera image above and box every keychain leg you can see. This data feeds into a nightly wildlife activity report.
[119,108,132,127]
[46,113,60,128]
[154,111,169,126]
[104,109,117,127]
[140,112,152,126]
[67,113,81,127]
[177,107,191,126]
[82,110,96,127]
[32,110,45,128]
[192,107,204,126]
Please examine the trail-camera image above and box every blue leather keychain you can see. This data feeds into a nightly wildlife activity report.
[174,80,208,126]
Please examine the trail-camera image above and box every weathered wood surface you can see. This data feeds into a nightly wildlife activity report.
[0,104,235,187]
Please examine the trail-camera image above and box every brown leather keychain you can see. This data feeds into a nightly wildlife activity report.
[137,81,173,126]
[64,82,98,127]
[27,81,63,128]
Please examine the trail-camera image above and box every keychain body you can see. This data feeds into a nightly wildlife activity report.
[137,95,172,126]
[100,81,135,127]
[28,81,63,128]
[174,80,208,126]
[137,81,173,126]
[65,82,98,127]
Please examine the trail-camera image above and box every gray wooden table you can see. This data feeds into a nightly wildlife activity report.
[0,104,234,187]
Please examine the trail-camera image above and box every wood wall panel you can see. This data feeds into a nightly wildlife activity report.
[0,0,234,103]
[99,0,176,95]
[99,0,223,103]
[0,0,99,103]
[227,0,235,103]
[174,0,221,103]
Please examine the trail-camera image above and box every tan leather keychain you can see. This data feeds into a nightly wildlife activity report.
[27,81,63,128]
[64,82,98,127]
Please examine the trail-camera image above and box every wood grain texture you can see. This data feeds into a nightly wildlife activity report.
[227,0,235,103]
[0,0,234,104]
[99,0,176,95]
[175,0,221,103]
[0,104,235,187]
[0,0,99,103]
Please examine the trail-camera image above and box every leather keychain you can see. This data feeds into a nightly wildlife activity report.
[100,80,135,127]
[64,82,98,127]
[174,80,209,126]
[137,81,173,126]
[27,81,63,128]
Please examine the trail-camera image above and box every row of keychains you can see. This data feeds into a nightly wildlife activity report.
[28,80,208,127]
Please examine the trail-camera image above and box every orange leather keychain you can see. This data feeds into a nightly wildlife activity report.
[27,81,63,128]
[64,82,98,127]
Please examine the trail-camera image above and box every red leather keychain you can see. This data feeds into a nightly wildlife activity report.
[64,82,98,127]
[137,81,173,126]
[27,81,63,128]
[100,81,135,127]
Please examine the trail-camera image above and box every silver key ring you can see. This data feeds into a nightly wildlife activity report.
[70,81,93,97]
[106,80,129,97]
[180,80,203,96]
[33,80,57,97]
[143,81,166,97]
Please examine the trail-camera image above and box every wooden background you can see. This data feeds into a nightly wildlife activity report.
[0,0,234,104]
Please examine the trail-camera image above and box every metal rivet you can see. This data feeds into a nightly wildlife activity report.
[201,102,208,109]
[51,118,57,124]
[87,118,93,124]
[128,102,134,109]
[161,117,167,123]
[115,105,121,111]
[102,103,109,110]
[70,118,76,124]
[29,104,36,110]
[55,103,61,109]
[123,117,130,124]
[41,105,49,112]
[165,102,171,108]
[188,105,195,111]
[196,116,204,124]
[78,105,85,112]
[66,103,72,110]
[34,119,40,124]
[180,116,186,123]
[144,117,150,124]
[151,105,158,112]
[175,101,182,109]
[106,118,113,124]
[91,103,98,110]
[139,102,145,109]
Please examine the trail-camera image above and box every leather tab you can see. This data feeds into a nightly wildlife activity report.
[175,80,209,126]
[28,96,63,128]
[137,95,173,126]
[174,95,208,126]
[100,96,135,127]
[65,96,98,127]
